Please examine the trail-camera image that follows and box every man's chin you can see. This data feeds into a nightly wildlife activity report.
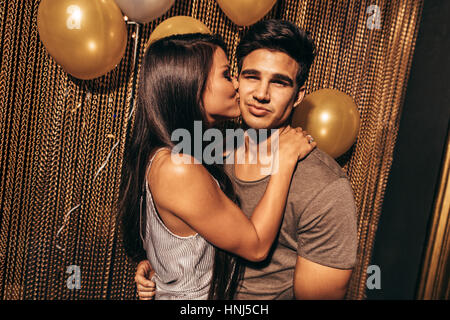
[241,116,272,130]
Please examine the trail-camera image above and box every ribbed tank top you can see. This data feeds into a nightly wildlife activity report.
[141,147,216,300]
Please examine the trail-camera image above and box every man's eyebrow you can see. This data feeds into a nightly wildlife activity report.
[272,73,294,86]
[241,69,294,86]
[241,69,260,76]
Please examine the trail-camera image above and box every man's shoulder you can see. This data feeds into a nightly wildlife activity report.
[290,148,350,197]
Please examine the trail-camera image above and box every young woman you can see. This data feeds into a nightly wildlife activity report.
[117,33,316,300]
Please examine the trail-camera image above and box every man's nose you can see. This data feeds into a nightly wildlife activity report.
[253,81,270,103]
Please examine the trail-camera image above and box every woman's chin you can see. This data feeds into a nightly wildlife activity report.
[231,111,242,119]
[230,107,242,118]
[221,109,241,120]
[207,108,241,125]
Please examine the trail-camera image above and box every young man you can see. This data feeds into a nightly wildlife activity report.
[135,20,358,300]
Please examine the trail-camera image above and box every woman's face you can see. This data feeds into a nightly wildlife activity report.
[202,47,240,125]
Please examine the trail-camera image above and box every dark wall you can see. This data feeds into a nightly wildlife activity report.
[367,0,450,300]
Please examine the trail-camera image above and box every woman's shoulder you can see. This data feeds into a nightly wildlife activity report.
[148,151,213,188]
[148,151,220,209]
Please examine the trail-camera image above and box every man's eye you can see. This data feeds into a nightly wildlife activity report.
[273,81,288,86]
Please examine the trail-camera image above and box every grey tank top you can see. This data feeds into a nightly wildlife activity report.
[141,147,216,300]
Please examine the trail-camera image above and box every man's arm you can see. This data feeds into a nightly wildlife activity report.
[294,256,352,299]
[295,177,358,299]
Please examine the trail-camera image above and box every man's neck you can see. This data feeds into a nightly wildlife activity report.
[233,124,289,181]
[241,124,288,161]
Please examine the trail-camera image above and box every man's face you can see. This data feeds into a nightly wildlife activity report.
[238,49,305,130]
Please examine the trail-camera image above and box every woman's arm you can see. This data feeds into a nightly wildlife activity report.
[151,126,315,262]
[135,260,156,300]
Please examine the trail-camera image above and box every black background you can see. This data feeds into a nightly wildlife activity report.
[367,0,450,299]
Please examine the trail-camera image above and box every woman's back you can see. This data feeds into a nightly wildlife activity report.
[142,148,215,299]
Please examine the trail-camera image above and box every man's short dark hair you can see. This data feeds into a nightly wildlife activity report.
[236,19,317,88]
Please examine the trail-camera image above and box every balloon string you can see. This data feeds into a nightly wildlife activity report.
[128,21,140,68]
[55,204,81,251]
[56,21,141,252]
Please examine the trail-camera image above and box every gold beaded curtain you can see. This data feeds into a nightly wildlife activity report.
[0,0,423,299]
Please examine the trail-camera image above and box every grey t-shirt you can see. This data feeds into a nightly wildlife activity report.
[224,148,358,300]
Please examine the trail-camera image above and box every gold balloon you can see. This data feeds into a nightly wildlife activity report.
[291,89,360,159]
[216,0,277,27]
[37,0,127,80]
[115,0,175,24]
[147,16,211,46]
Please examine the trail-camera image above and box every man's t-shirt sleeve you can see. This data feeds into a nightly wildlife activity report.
[297,177,358,269]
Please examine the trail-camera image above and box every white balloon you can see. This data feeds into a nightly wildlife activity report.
[115,0,175,24]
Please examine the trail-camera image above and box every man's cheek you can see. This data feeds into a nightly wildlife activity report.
[238,80,252,95]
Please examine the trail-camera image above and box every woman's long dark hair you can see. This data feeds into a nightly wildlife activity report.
[117,33,243,299]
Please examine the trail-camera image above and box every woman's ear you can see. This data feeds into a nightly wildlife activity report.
[293,85,306,108]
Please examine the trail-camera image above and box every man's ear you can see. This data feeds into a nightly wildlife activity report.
[293,85,306,108]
